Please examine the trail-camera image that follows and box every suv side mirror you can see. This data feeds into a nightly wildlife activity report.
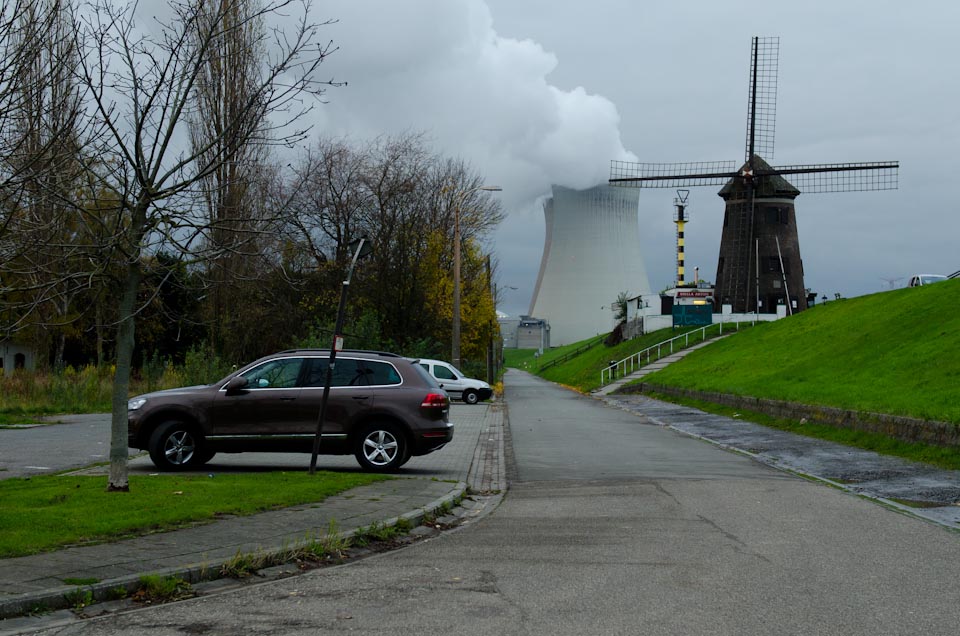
[224,376,249,394]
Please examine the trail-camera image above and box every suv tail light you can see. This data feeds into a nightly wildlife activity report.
[420,392,448,410]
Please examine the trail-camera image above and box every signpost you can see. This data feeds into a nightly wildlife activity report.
[309,237,372,475]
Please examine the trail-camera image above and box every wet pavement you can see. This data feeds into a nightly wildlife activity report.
[604,394,960,528]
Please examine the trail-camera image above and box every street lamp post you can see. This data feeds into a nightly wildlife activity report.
[490,284,518,383]
[452,184,501,370]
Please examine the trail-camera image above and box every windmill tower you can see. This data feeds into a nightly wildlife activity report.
[610,37,899,314]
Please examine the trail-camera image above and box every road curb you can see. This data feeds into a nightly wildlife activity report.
[0,482,467,622]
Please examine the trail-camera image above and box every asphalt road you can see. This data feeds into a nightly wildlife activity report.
[0,405,484,482]
[0,414,123,479]
[23,370,960,635]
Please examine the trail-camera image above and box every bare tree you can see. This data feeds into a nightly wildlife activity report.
[69,0,337,490]
[286,134,504,361]
[0,0,86,366]
[288,136,370,269]
[188,0,273,357]
[0,0,66,220]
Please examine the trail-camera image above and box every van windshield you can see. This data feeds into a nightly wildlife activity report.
[410,363,441,388]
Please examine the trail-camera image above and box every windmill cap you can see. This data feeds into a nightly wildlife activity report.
[718,155,800,200]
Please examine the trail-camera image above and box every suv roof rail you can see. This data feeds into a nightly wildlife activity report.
[276,348,402,358]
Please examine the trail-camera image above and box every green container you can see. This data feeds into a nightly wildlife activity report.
[672,304,712,327]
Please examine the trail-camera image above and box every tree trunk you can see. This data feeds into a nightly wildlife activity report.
[107,260,140,491]
[54,332,66,371]
[95,303,104,368]
[107,194,149,493]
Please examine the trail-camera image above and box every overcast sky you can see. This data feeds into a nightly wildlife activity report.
[311,0,958,317]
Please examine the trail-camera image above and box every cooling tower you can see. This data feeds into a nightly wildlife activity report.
[528,184,652,346]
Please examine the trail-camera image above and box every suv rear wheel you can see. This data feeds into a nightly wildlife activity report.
[149,420,206,471]
[355,423,407,472]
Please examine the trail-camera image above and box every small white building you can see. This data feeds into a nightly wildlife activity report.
[621,280,781,338]
[499,315,550,351]
[1,340,36,373]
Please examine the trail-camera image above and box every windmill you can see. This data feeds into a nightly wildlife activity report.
[879,277,903,290]
[610,37,898,314]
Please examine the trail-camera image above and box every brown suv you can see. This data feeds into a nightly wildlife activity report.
[127,350,452,472]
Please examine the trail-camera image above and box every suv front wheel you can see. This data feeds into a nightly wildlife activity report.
[149,420,206,471]
[355,423,407,472]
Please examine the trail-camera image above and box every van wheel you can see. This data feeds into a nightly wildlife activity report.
[355,423,407,472]
[463,389,479,405]
[148,420,205,471]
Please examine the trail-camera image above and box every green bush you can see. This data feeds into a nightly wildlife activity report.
[181,344,230,386]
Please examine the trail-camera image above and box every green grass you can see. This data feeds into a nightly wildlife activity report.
[639,281,960,424]
[0,471,389,558]
[136,574,193,602]
[0,411,48,427]
[649,392,960,471]
[505,323,748,393]
[62,577,99,586]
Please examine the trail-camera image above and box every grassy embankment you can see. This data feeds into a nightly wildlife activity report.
[504,320,753,393]
[639,280,960,424]
[506,280,960,468]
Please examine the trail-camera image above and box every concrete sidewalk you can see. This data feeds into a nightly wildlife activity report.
[0,401,506,626]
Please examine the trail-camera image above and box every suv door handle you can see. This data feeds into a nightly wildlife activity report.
[279,396,297,401]
[352,395,370,401]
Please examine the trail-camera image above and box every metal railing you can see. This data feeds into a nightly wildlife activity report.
[599,320,754,386]
[539,335,605,372]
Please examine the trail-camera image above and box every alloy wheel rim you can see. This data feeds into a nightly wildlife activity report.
[164,431,195,465]
[363,430,398,466]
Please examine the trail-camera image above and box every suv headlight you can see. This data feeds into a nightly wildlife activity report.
[128,397,147,411]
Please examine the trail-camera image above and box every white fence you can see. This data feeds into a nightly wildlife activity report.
[599,319,758,386]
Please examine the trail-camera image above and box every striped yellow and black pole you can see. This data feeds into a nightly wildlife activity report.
[674,190,690,286]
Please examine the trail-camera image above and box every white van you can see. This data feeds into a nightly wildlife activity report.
[908,274,947,287]
[416,359,492,404]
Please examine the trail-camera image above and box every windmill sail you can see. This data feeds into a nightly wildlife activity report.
[608,36,899,314]
[746,37,779,165]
